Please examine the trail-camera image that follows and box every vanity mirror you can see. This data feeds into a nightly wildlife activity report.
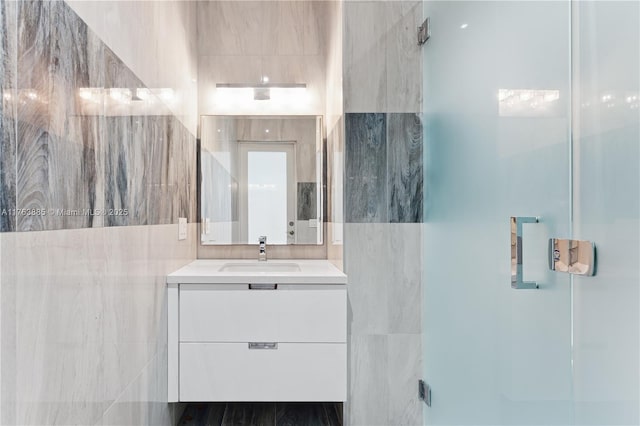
[200,115,323,245]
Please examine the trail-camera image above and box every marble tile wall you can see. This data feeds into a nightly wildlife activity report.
[345,113,388,223]
[343,114,423,426]
[387,113,423,223]
[16,0,105,232]
[1,223,197,426]
[345,113,423,224]
[342,2,424,420]
[344,223,423,426]
[343,1,423,114]
[0,0,16,233]
[0,1,198,425]
[197,1,328,116]
[0,0,197,232]
[66,0,199,135]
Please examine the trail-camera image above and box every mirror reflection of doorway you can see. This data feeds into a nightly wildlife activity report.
[238,142,296,244]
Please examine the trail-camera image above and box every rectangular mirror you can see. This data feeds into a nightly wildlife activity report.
[200,115,323,245]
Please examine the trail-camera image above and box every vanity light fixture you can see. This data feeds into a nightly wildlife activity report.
[216,83,307,101]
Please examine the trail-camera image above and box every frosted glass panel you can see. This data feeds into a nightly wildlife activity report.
[247,151,287,244]
[572,2,640,424]
[423,1,639,425]
[422,1,572,424]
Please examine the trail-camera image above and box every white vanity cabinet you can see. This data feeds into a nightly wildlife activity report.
[167,260,347,403]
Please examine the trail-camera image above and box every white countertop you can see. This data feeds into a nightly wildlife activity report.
[167,259,347,285]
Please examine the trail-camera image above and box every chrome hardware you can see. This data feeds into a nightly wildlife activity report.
[549,238,596,276]
[418,17,430,45]
[510,216,540,289]
[249,283,277,290]
[258,235,267,261]
[248,342,278,350]
[418,380,431,407]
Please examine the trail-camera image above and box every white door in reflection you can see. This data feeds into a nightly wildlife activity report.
[239,142,296,244]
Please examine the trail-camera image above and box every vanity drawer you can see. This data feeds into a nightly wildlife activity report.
[179,285,346,343]
[179,342,347,402]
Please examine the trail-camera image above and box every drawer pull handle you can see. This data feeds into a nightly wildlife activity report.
[248,342,278,350]
[249,284,277,290]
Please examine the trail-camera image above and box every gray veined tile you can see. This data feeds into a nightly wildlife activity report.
[15,122,51,232]
[16,0,104,232]
[145,116,176,225]
[146,128,168,225]
[171,117,197,224]
[11,228,109,426]
[344,223,390,335]
[103,47,149,227]
[387,334,423,426]
[1,233,18,426]
[0,0,17,232]
[386,2,423,113]
[297,182,317,221]
[348,335,389,426]
[345,113,387,223]
[343,1,387,112]
[387,223,423,334]
[387,113,423,223]
[104,115,148,227]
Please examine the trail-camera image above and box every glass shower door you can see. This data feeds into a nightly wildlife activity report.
[422,1,573,424]
[571,2,639,423]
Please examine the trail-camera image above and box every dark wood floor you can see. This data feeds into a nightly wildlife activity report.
[178,402,343,426]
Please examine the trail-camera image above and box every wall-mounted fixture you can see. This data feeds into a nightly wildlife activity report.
[418,17,430,45]
[216,83,307,101]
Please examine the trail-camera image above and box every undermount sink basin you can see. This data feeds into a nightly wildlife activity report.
[167,260,347,284]
[218,262,301,273]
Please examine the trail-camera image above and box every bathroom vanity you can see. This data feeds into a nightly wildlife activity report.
[166,259,347,403]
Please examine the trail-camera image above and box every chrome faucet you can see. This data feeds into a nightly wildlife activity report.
[258,236,267,261]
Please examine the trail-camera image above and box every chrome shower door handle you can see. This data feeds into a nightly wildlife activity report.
[511,216,539,289]
[548,238,596,276]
